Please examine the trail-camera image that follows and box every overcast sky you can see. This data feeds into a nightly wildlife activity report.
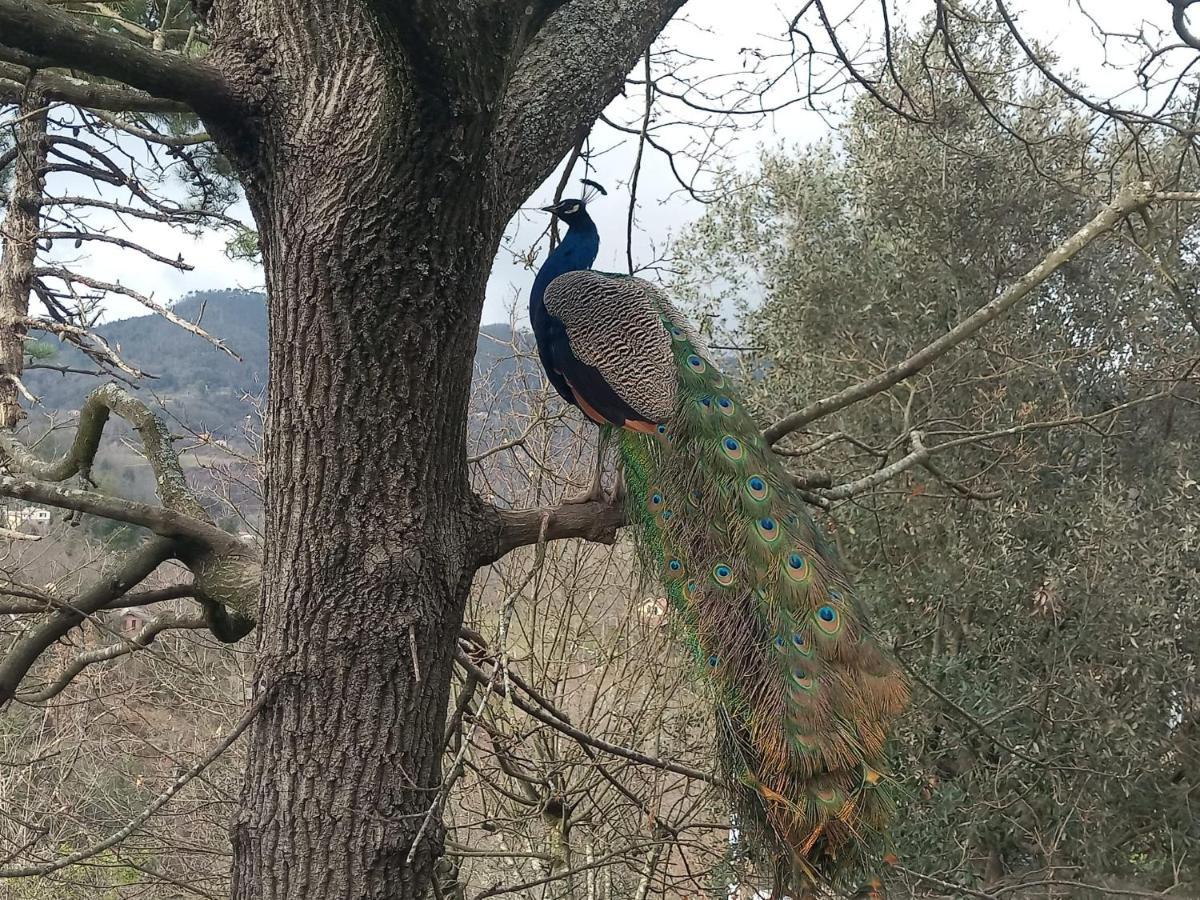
[57,0,1182,328]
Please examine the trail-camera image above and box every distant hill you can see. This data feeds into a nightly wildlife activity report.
[25,290,539,434]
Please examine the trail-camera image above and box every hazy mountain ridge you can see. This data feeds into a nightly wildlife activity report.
[25,290,538,433]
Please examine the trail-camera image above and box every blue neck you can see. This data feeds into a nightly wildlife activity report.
[531,214,600,318]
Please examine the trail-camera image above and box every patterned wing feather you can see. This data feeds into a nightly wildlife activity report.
[544,271,678,422]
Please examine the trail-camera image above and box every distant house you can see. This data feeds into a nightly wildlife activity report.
[1,504,52,531]
[121,610,148,637]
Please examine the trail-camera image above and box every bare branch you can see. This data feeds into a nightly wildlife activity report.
[819,431,931,502]
[84,109,210,146]
[0,686,269,875]
[23,318,145,378]
[1170,1,1200,52]
[20,611,209,703]
[34,268,241,358]
[764,181,1163,443]
[480,495,627,566]
[0,525,39,541]
[39,232,194,271]
[0,475,240,552]
[0,535,176,705]
[0,582,198,615]
[455,646,720,785]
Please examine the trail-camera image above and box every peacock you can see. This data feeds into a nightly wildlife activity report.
[528,189,910,896]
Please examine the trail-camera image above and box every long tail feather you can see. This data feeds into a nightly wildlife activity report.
[619,317,909,890]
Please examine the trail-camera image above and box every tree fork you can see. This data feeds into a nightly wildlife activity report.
[0,0,689,896]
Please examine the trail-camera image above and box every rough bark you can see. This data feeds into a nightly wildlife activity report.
[0,95,45,428]
[205,0,688,892]
[1,0,687,895]
[0,0,238,117]
[212,5,501,897]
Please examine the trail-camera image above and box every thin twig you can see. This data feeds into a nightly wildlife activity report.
[0,687,270,877]
[765,182,1162,443]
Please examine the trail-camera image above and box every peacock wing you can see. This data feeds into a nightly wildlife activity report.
[543,270,680,423]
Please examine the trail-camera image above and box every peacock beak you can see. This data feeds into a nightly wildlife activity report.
[541,205,558,214]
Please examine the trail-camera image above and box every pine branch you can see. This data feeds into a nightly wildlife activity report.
[0,0,238,119]
[0,66,189,113]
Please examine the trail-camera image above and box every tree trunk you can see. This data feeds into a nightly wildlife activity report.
[0,96,46,429]
[229,165,496,899]
[200,0,685,896]
[219,7,501,897]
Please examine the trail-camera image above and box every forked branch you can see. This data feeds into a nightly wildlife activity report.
[0,385,260,646]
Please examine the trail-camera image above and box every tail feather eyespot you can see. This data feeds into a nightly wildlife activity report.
[745,475,770,502]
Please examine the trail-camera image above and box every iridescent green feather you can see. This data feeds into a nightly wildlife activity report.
[618,316,909,892]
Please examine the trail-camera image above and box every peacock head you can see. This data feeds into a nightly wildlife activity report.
[540,179,607,229]
[540,198,590,225]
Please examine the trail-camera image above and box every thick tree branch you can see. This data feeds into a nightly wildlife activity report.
[0,385,260,642]
[0,535,175,705]
[493,0,687,205]
[0,0,238,118]
[2,383,206,515]
[479,495,627,566]
[0,65,189,112]
[0,392,109,484]
[0,475,239,551]
[0,470,259,642]
[764,181,1161,444]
